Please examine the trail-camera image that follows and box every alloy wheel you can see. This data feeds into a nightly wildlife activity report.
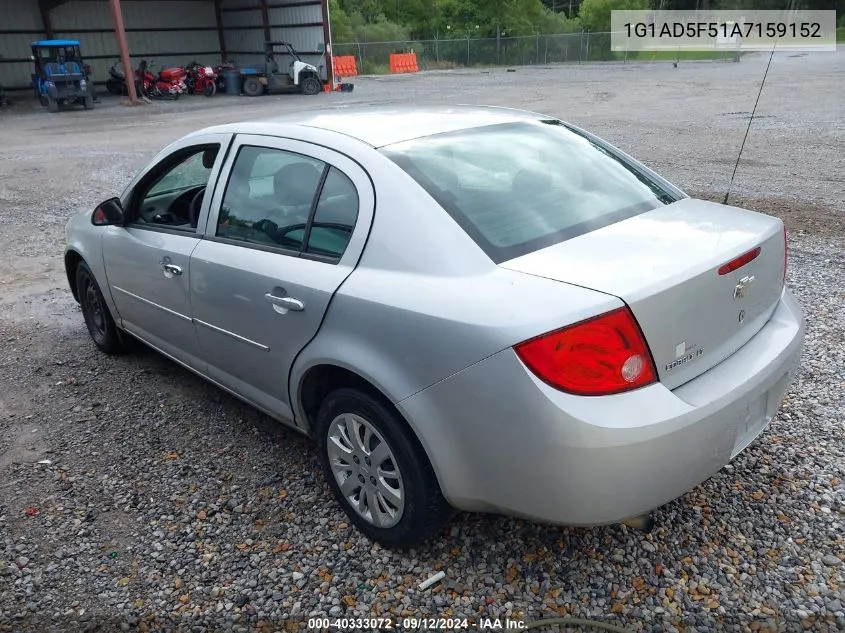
[326,413,405,528]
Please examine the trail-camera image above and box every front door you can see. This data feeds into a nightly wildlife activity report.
[190,134,374,425]
[102,133,231,369]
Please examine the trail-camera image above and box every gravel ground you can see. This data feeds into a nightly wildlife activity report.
[1,49,843,632]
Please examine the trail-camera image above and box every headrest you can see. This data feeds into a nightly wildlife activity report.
[274,162,322,206]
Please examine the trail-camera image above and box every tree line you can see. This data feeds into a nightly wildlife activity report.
[329,0,844,41]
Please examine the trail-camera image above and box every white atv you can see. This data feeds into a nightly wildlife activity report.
[242,41,323,97]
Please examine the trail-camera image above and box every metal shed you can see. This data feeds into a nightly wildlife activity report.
[0,0,333,96]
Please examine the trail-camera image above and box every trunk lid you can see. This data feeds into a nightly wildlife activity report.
[501,198,786,390]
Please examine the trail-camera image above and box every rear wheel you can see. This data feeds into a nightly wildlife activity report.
[39,94,48,107]
[301,74,322,96]
[76,261,127,355]
[316,387,452,549]
[242,76,263,97]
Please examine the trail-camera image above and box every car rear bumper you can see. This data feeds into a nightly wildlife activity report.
[398,288,805,525]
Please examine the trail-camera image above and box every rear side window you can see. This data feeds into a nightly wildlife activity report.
[381,121,681,263]
[304,167,359,258]
[215,145,359,261]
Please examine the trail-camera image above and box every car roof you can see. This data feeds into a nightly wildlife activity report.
[32,40,81,47]
[195,105,553,148]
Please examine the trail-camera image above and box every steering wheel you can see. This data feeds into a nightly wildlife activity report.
[188,187,206,228]
[277,222,352,247]
[274,222,307,243]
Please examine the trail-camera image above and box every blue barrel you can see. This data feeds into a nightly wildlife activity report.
[225,69,240,95]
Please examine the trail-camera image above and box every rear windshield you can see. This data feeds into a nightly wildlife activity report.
[381,120,682,263]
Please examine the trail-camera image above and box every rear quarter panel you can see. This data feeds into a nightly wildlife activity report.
[290,153,622,429]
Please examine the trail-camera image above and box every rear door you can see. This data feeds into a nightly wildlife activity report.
[189,134,374,425]
[102,133,231,370]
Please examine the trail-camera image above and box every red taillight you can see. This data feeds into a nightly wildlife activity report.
[514,307,657,396]
[717,246,762,275]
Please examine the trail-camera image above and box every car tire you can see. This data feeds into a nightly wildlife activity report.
[75,261,127,355]
[316,387,452,549]
[243,76,263,97]
[300,75,322,96]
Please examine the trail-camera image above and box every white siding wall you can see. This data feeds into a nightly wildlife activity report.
[220,0,328,80]
[51,1,220,87]
[0,2,48,89]
[0,0,328,91]
[1,1,220,91]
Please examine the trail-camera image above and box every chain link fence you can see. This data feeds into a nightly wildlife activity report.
[333,32,741,75]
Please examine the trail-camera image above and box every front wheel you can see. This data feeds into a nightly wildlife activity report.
[83,95,94,110]
[203,81,216,97]
[300,75,322,96]
[76,261,127,354]
[242,76,263,97]
[47,96,59,112]
[316,388,452,549]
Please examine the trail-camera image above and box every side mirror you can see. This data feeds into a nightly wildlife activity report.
[317,42,325,53]
[92,197,125,226]
[30,55,36,61]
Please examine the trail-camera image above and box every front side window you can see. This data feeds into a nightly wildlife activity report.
[130,144,220,231]
[216,146,358,260]
[382,120,681,263]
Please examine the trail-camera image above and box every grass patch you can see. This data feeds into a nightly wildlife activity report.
[359,60,390,75]
[622,49,739,62]
[837,27,845,43]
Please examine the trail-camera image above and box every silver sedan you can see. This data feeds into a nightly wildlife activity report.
[64,106,805,547]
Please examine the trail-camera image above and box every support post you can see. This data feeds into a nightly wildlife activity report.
[38,0,54,39]
[321,0,333,87]
[260,0,271,47]
[214,0,227,62]
[108,0,138,104]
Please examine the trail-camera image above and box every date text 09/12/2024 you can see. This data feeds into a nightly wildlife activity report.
[624,21,823,40]
[307,617,527,630]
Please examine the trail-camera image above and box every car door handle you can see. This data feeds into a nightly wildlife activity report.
[161,263,182,276]
[264,293,304,312]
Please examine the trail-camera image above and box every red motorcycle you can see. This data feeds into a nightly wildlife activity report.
[185,61,218,97]
[135,60,184,100]
[159,63,188,93]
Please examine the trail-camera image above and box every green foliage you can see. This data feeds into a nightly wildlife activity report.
[355,16,410,41]
[578,0,648,33]
[331,0,845,42]
[332,0,410,41]
[329,0,355,42]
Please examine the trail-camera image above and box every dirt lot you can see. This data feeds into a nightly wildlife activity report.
[1,50,843,632]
